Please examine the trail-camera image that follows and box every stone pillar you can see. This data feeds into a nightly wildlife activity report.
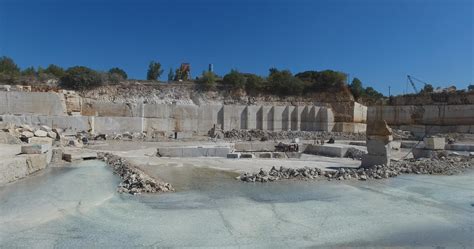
[361,119,392,168]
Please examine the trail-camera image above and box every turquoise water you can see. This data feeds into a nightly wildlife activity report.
[0,160,473,248]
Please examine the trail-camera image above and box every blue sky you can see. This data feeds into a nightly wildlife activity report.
[0,0,472,95]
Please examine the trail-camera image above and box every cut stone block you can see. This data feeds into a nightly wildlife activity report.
[62,152,98,162]
[445,143,474,152]
[304,144,350,157]
[390,141,401,150]
[412,148,437,159]
[28,137,53,146]
[227,153,241,159]
[240,153,255,159]
[47,131,58,139]
[361,154,390,168]
[366,140,391,156]
[21,144,51,154]
[256,152,272,158]
[272,152,286,158]
[423,137,445,150]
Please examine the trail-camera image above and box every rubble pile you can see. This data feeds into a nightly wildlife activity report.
[345,147,367,160]
[224,129,366,141]
[238,155,472,183]
[98,153,174,195]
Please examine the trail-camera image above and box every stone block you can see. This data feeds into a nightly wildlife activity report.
[390,141,401,150]
[47,131,58,139]
[366,140,391,156]
[40,125,52,132]
[256,152,272,158]
[240,153,254,159]
[21,144,51,154]
[412,148,437,159]
[0,157,28,185]
[445,143,474,152]
[62,152,97,162]
[28,137,53,146]
[303,144,349,157]
[227,153,241,159]
[361,154,390,168]
[272,152,286,158]
[51,148,64,164]
[423,137,445,150]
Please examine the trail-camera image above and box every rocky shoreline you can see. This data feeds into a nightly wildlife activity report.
[98,153,174,195]
[238,155,473,182]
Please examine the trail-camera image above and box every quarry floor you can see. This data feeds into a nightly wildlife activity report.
[0,159,473,248]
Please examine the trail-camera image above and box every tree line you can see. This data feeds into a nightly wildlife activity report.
[0,55,386,101]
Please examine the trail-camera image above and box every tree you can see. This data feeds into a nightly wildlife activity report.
[244,73,264,93]
[223,69,246,89]
[468,84,474,91]
[44,64,65,78]
[268,68,304,95]
[146,61,163,80]
[295,70,347,90]
[21,66,36,77]
[365,87,384,99]
[197,71,217,89]
[168,68,174,82]
[0,56,20,75]
[349,77,364,99]
[421,84,434,93]
[60,66,103,90]
[108,67,127,80]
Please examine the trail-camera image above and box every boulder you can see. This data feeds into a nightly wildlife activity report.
[21,131,34,138]
[34,130,48,137]
[47,131,58,139]
[28,137,53,146]
[40,125,52,132]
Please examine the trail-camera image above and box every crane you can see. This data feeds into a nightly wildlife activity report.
[407,75,430,93]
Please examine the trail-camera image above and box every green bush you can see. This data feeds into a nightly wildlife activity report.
[223,70,246,89]
[60,66,103,90]
[21,66,36,77]
[268,69,304,95]
[108,67,127,80]
[0,56,20,75]
[295,70,347,90]
[197,71,217,89]
[44,64,65,78]
[244,73,264,93]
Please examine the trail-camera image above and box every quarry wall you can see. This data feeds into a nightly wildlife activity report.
[0,91,370,135]
[367,104,474,137]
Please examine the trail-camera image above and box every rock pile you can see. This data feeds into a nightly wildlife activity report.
[98,153,174,195]
[224,129,366,141]
[238,155,472,183]
[0,123,59,144]
[345,147,367,160]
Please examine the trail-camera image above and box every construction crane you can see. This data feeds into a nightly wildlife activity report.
[407,75,429,93]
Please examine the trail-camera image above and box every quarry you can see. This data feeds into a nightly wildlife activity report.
[0,83,473,248]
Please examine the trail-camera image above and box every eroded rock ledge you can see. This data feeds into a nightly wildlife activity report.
[238,156,473,183]
[98,153,174,195]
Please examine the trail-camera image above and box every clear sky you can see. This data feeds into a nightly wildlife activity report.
[0,0,472,95]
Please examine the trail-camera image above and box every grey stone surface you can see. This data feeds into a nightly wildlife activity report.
[226,153,240,159]
[423,137,445,150]
[21,144,51,154]
[157,146,232,158]
[34,130,48,137]
[366,139,391,156]
[361,154,390,167]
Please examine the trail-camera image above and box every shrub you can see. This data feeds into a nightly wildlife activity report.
[60,66,103,90]
[197,71,217,90]
[295,70,347,90]
[223,69,246,89]
[349,78,364,99]
[44,64,65,78]
[244,73,264,93]
[108,67,127,80]
[268,69,304,95]
[21,67,36,77]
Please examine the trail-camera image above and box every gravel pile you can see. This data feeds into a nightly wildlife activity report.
[224,129,366,141]
[98,153,174,195]
[238,155,472,183]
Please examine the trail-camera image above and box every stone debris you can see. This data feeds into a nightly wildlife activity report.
[224,129,366,141]
[238,155,472,183]
[98,153,174,195]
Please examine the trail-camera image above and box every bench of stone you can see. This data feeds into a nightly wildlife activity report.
[157,146,232,158]
[304,144,352,158]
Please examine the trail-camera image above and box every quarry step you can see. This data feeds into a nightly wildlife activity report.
[62,152,98,162]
